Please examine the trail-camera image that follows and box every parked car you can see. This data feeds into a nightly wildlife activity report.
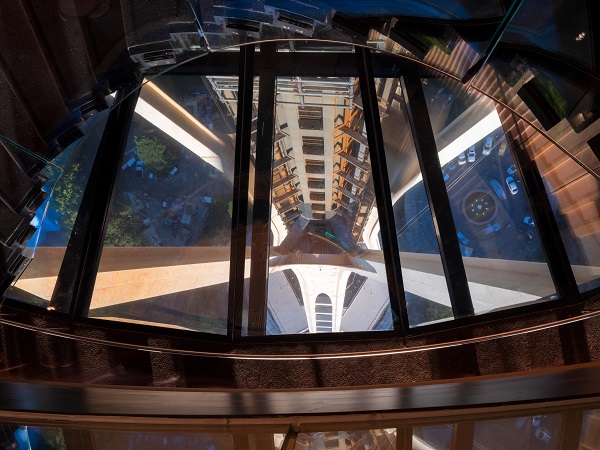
[505,176,519,195]
[507,164,517,175]
[468,145,476,163]
[498,141,507,156]
[135,160,144,178]
[483,223,501,235]
[524,216,534,226]
[482,136,493,155]
[442,170,449,181]
[169,167,179,177]
[535,428,551,444]
[458,152,466,165]
[490,179,506,200]
[532,415,542,427]
[447,161,456,171]
[457,231,469,245]
[517,223,535,240]
[121,157,135,170]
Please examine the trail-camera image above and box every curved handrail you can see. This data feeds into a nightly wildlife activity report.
[0,303,598,360]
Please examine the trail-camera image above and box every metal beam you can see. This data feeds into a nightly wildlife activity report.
[168,51,446,79]
[248,42,277,336]
[228,45,255,339]
[50,82,140,318]
[400,73,474,318]
[451,422,475,450]
[557,411,584,450]
[356,46,408,332]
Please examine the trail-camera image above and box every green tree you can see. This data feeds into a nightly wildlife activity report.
[53,162,84,229]
[104,207,145,247]
[135,136,166,167]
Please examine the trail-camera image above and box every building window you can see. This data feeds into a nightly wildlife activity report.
[302,136,324,155]
[310,192,326,202]
[312,204,326,211]
[298,106,323,130]
[313,213,326,220]
[308,177,325,189]
[305,160,325,174]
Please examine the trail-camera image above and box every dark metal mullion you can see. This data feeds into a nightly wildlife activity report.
[50,82,140,319]
[461,0,524,84]
[396,427,413,450]
[507,115,580,300]
[400,73,475,318]
[228,45,255,340]
[247,42,277,336]
[451,422,475,450]
[355,46,408,332]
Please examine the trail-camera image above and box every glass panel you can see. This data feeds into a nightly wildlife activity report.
[580,410,600,448]
[10,425,66,449]
[6,107,110,310]
[501,0,593,71]
[295,430,396,449]
[376,78,453,327]
[421,76,557,314]
[91,430,234,449]
[472,55,600,293]
[413,425,453,450]
[245,75,394,336]
[88,73,237,333]
[474,414,561,449]
[522,129,600,292]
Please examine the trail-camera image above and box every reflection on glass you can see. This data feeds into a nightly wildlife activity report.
[375,78,453,327]
[413,425,452,450]
[473,53,600,293]
[88,75,236,333]
[295,430,396,449]
[8,109,110,310]
[246,75,394,335]
[10,425,66,449]
[522,131,600,293]
[474,414,560,450]
[580,410,600,449]
[91,431,234,450]
[421,77,557,314]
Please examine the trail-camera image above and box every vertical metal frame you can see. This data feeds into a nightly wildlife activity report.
[355,46,409,331]
[50,82,140,319]
[228,45,255,339]
[506,115,580,301]
[400,72,475,319]
[247,42,277,336]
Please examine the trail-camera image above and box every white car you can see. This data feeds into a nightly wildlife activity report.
[482,136,493,155]
[505,176,518,195]
[468,145,476,162]
[458,152,466,165]
[507,164,517,175]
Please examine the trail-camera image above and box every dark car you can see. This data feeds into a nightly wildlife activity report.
[517,223,535,240]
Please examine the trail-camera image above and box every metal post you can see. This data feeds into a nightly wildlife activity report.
[400,73,475,318]
[228,45,255,339]
[355,46,408,331]
[50,82,140,318]
[247,42,276,335]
